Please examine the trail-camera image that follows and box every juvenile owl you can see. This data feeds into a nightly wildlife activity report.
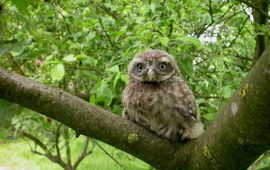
[122,49,204,142]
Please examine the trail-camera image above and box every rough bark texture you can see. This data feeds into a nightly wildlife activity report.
[0,46,270,169]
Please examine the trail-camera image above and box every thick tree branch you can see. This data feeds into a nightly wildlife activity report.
[1,46,270,169]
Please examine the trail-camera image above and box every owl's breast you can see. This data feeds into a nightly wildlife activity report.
[124,82,179,120]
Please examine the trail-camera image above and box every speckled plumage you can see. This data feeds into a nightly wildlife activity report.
[122,49,203,142]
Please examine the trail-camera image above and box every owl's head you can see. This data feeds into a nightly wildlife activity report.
[128,49,181,83]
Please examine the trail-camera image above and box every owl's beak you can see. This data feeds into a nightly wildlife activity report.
[147,69,156,81]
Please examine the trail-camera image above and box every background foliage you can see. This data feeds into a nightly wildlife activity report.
[0,0,268,169]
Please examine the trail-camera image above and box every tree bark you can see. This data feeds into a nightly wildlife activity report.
[0,46,270,169]
[251,0,269,62]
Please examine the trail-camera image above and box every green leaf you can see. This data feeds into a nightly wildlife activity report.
[76,54,88,60]
[106,65,119,73]
[77,55,98,66]
[90,95,96,105]
[51,63,65,81]
[222,86,234,99]
[96,80,113,106]
[159,37,169,47]
[120,74,129,84]
[63,54,77,62]
[180,58,193,76]
[179,36,201,47]
[202,113,216,121]
[11,0,31,14]
[114,72,121,89]
[112,104,122,115]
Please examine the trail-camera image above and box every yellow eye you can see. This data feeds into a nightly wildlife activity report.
[159,63,167,71]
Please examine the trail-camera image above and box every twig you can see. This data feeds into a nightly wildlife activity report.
[48,1,73,36]
[227,16,249,48]
[167,21,174,37]
[63,127,72,166]
[153,28,164,36]
[74,138,94,169]
[96,141,124,169]
[55,123,62,160]
[20,130,51,154]
[194,0,215,37]
[232,49,252,61]
[238,0,270,19]
[208,0,214,24]
[98,16,119,52]
[20,130,69,167]
[97,4,120,20]
[87,1,121,20]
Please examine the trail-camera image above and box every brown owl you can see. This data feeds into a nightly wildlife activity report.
[122,49,204,142]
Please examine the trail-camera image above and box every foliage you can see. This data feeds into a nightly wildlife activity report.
[1,0,268,169]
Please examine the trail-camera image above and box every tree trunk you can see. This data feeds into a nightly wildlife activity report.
[0,46,270,169]
[252,0,269,62]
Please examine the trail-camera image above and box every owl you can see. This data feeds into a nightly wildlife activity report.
[122,49,204,142]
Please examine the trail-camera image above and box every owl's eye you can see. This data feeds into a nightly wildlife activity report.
[136,63,145,72]
[159,62,167,71]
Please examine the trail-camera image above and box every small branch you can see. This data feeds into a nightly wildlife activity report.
[32,150,46,156]
[19,130,51,155]
[194,0,215,37]
[227,16,249,48]
[153,28,164,36]
[63,127,72,166]
[232,49,252,61]
[97,4,120,20]
[167,21,174,37]
[97,16,119,52]
[238,0,270,19]
[55,123,62,160]
[74,137,93,169]
[208,0,214,24]
[20,129,69,169]
[87,1,121,20]
[51,1,73,36]
[96,142,124,168]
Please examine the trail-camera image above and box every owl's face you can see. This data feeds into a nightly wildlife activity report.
[128,50,181,83]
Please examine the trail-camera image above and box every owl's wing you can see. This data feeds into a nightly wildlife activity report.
[122,108,130,120]
[175,83,199,121]
[177,104,197,121]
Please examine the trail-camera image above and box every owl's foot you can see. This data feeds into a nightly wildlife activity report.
[178,128,191,142]
[178,122,204,142]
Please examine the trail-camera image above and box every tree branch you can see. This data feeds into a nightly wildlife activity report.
[19,130,68,168]
[73,137,93,169]
[55,123,62,160]
[97,16,119,52]
[63,127,72,166]
[238,0,270,19]
[1,46,270,169]
[96,141,123,168]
